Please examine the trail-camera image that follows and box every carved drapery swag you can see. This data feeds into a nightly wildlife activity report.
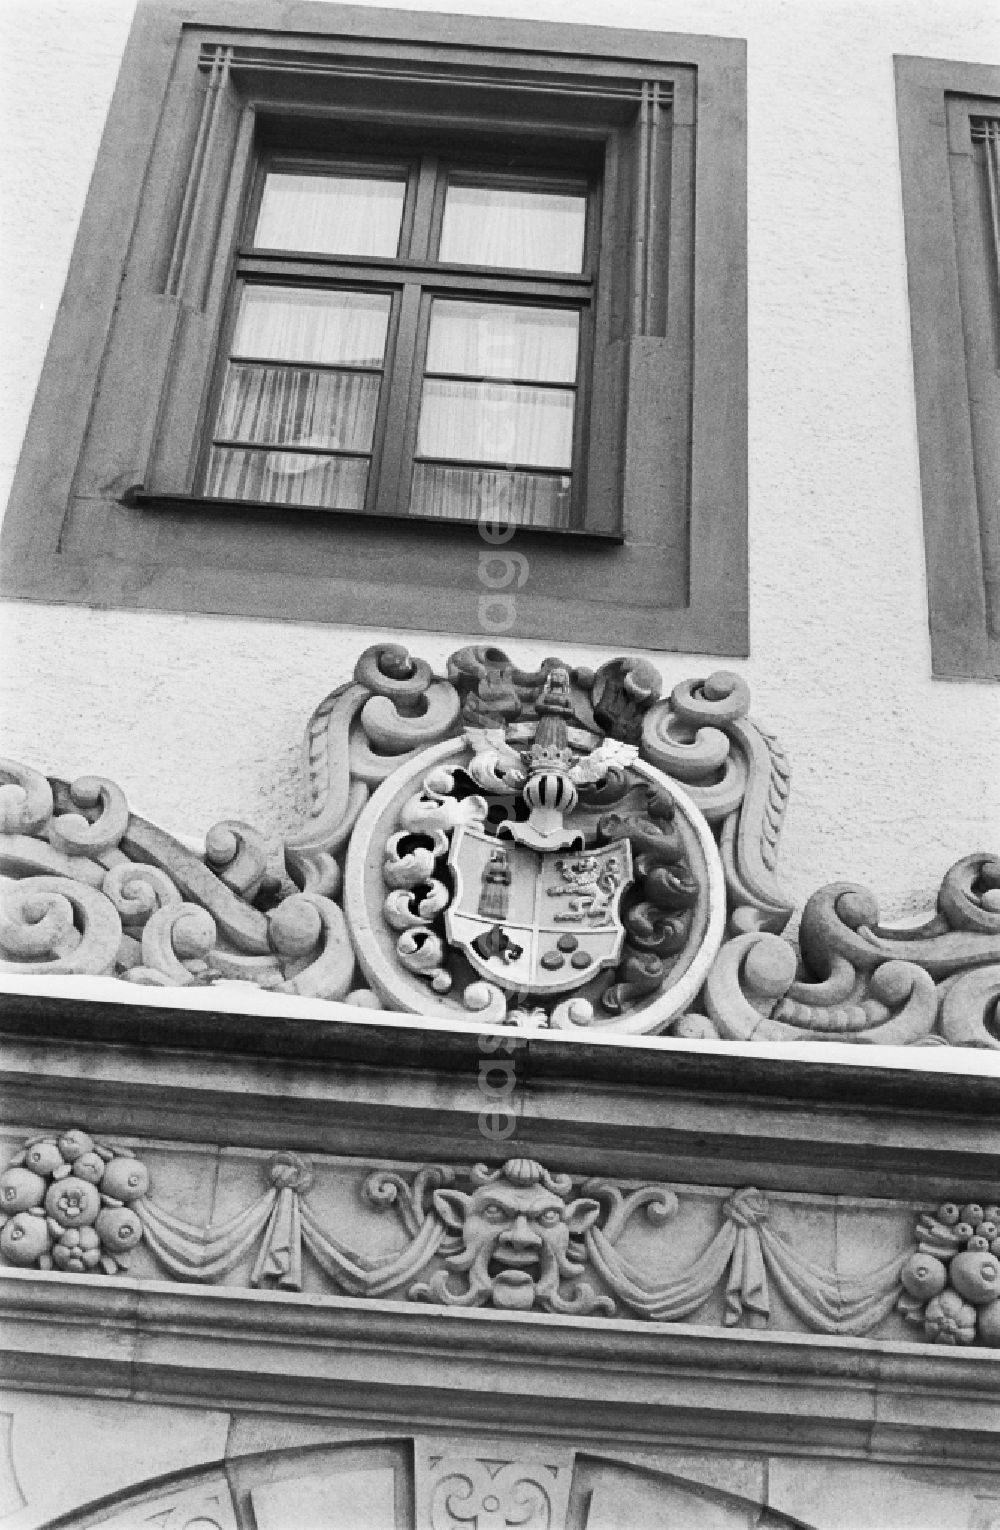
[1,641,997,1043]
[3,1132,998,1348]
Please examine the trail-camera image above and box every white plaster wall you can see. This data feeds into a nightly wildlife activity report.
[1,0,998,920]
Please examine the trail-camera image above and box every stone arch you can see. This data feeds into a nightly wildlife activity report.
[41,1437,815,1530]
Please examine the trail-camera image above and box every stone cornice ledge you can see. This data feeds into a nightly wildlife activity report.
[4,973,1000,1109]
[1,1270,997,1462]
[6,976,999,1197]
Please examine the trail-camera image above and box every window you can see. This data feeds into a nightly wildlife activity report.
[205,149,597,528]
[895,56,1000,680]
[0,3,747,654]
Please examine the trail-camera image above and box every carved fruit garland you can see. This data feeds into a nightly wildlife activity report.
[0,1129,147,1275]
[6,1131,997,1347]
[898,1198,1000,1345]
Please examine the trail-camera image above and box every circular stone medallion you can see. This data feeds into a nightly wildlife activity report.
[344,738,725,1035]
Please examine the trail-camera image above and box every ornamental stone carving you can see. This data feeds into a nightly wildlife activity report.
[412,1159,609,1314]
[0,1129,147,1275]
[415,1443,574,1530]
[2,641,998,1043]
[6,1128,998,1349]
[898,1199,1000,1345]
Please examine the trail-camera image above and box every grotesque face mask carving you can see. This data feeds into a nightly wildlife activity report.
[425,1158,607,1314]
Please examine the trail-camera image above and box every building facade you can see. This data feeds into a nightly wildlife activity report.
[0,1,999,1526]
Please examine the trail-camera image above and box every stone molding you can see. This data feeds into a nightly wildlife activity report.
[3,1128,999,1348]
[1,640,998,1045]
[2,1269,998,1464]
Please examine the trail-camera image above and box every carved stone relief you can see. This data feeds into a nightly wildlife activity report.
[0,1129,147,1275]
[1,641,997,1043]
[899,1200,1000,1345]
[0,1430,823,1530]
[415,1440,574,1530]
[4,1128,999,1348]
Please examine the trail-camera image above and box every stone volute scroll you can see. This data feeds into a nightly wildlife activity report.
[1,640,998,1043]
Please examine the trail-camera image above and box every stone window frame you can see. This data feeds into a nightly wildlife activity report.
[0,2,747,656]
[895,55,1000,681]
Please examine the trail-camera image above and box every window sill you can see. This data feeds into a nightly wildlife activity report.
[124,490,627,546]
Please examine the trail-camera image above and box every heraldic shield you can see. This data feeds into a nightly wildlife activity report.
[446,827,634,995]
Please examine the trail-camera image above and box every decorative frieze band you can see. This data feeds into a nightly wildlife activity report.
[1,642,998,1043]
[3,1128,999,1348]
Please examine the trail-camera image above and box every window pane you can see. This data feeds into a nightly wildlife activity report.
[426,301,579,383]
[439,182,586,272]
[254,171,406,257]
[417,379,575,469]
[205,446,369,509]
[411,463,571,527]
[216,364,380,452]
[232,287,391,367]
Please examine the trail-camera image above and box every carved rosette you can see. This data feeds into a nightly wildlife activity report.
[2,643,998,1044]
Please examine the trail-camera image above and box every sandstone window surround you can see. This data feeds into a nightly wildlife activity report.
[0,2,747,655]
[895,56,1000,681]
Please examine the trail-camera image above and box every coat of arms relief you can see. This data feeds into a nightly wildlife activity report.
[1,640,998,1044]
[343,650,730,1031]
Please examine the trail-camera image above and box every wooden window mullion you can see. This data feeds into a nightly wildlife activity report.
[405,156,440,260]
[373,281,425,517]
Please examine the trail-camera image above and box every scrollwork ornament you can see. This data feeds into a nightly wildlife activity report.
[102,861,181,928]
[204,819,270,901]
[0,760,54,836]
[427,1459,558,1530]
[397,927,453,992]
[271,892,356,1001]
[0,875,122,975]
[383,828,450,889]
[384,879,450,931]
[937,853,1000,935]
[364,1164,456,1236]
[590,655,662,744]
[581,1179,679,1241]
[704,931,938,1044]
[356,681,460,761]
[937,967,1000,1049]
[6,645,998,1050]
[639,674,792,935]
[799,866,1000,981]
[134,902,216,986]
[670,671,752,727]
[48,775,129,857]
[399,770,489,836]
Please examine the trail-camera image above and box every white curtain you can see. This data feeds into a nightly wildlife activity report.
[426,300,578,383]
[417,380,574,470]
[254,172,406,259]
[205,446,368,509]
[439,184,586,272]
[216,364,379,453]
[233,286,390,368]
[410,464,571,528]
